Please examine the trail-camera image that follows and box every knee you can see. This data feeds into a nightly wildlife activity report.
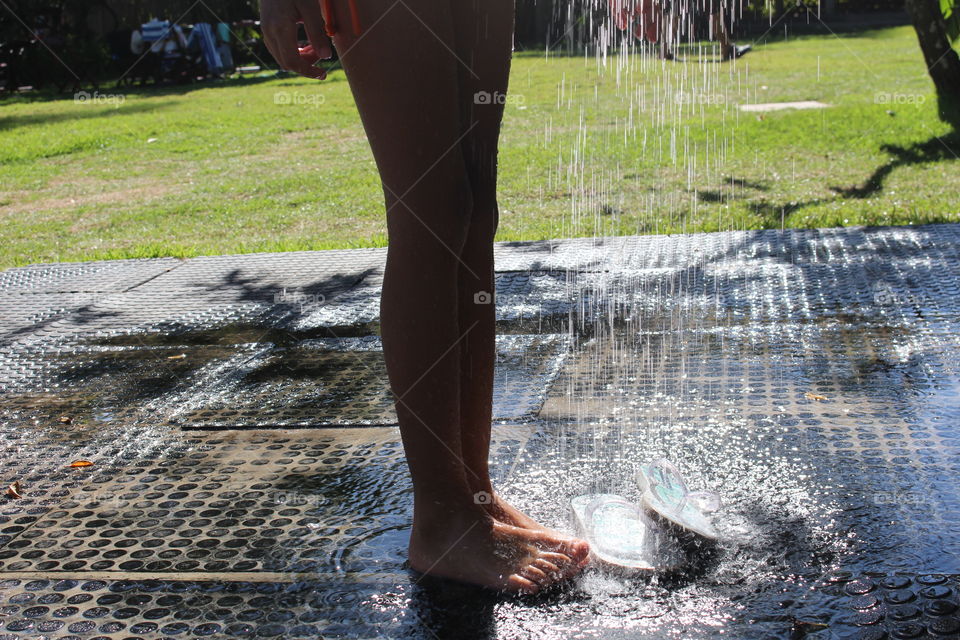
[466,172,499,244]
[470,198,499,245]
[385,175,475,256]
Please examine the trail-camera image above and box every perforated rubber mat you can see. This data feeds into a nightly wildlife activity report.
[2,224,960,638]
[0,336,567,429]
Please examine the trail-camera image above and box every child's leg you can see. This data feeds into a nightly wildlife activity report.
[658,4,678,58]
[449,0,589,545]
[712,9,732,57]
[448,0,510,513]
[327,0,588,592]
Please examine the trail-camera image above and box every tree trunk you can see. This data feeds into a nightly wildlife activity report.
[904,0,960,129]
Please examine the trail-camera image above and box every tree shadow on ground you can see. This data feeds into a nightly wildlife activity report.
[695,133,960,227]
[830,131,960,199]
[0,72,348,130]
[697,178,770,204]
[0,99,178,130]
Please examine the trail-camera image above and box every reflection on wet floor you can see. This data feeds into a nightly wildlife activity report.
[1,225,959,638]
[0,335,568,429]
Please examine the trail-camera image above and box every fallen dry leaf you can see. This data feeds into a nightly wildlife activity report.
[69,460,94,468]
[804,392,828,402]
[167,353,187,360]
[6,480,22,499]
[791,618,828,635]
[59,415,72,424]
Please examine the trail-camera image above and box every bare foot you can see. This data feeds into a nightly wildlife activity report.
[482,492,566,533]
[479,492,592,559]
[408,508,590,594]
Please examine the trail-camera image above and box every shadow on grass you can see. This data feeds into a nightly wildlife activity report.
[697,177,770,204]
[695,132,960,227]
[0,70,349,124]
[830,131,960,199]
[0,99,179,129]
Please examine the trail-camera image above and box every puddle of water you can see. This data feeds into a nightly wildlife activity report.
[3,245,960,638]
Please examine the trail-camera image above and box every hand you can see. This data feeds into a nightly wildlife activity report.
[260,0,334,79]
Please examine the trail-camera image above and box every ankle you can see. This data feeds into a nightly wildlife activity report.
[410,500,493,548]
[413,489,489,522]
[465,476,494,500]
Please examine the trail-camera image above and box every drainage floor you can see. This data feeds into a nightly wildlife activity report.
[1,225,959,639]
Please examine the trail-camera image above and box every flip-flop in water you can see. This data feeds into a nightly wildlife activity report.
[570,493,684,572]
[638,459,721,541]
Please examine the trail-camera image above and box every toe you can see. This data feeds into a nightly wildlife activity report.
[538,552,583,580]
[506,574,540,594]
[551,537,590,565]
[533,558,563,580]
[520,565,550,586]
[569,538,591,566]
[537,534,590,565]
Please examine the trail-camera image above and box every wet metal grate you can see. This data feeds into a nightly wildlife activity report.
[165,335,568,428]
[0,258,184,295]
[0,336,568,430]
[2,224,960,638]
[0,426,537,574]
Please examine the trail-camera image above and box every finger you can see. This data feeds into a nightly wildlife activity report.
[278,25,326,78]
[297,0,334,59]
[262,6,326,79]
[298,44,321,65]
[260,1,297,64]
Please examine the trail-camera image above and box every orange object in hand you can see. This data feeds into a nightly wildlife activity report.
[322,0,338,36]
[322,0,363,37]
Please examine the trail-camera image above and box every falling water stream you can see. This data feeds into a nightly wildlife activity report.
[2,4,960,639]
[462,4,960,637]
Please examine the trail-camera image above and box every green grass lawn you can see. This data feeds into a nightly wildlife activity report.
[1,25,958,269]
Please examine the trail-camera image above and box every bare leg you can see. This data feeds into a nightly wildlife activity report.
[659,9,679,59]
[713,0,737,59]
[447,0,586,544]
[328,0,588,592]
[447,0,504,511]
[713,13,732,57]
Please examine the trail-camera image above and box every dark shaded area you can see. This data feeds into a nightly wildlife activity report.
[0,266,383,431]
[692,133,959,226]
[0,265,378,347]
[831,132,960,199]
[904,0,960,130]
[700,177,770,203]
[0,98,177,129]
[0,73,343,131]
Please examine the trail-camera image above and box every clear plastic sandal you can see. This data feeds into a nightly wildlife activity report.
[570,493,684,572]
[638,459,722,541]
